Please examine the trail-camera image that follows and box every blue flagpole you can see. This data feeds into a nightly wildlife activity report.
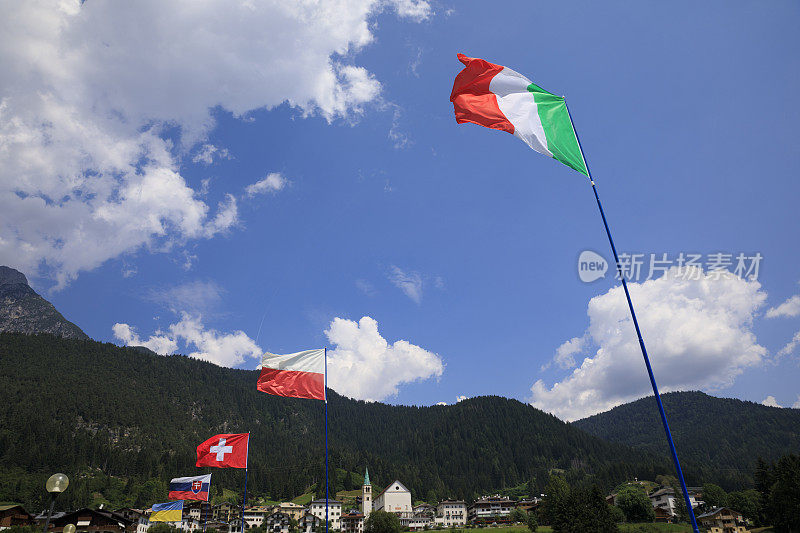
[324,347,329,533]
[564,99,700,533]
[241,433,250,533]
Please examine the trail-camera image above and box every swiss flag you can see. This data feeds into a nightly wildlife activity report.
[196,433,249,468]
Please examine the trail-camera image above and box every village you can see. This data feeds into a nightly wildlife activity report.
[0,469,753,533]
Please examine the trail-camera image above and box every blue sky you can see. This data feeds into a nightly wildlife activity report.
[2,0,799,419]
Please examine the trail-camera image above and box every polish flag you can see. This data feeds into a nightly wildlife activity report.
[257,349,325,401]
[196,433,249,468]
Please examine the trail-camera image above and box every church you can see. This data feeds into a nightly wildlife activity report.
[361,468,412,517]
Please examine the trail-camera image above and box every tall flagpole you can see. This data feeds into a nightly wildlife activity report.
[324,348,329,533]
[241,433,250,533]
[564,100,700,533]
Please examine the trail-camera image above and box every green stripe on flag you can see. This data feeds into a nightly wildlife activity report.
[526,84,588,177]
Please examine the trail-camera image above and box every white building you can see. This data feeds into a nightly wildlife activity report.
[435,501,466,528]
[309,499,342,530]
[178,517,202,532]
[399,515,431,531]
[264,512,292,533]
[242,507,273,529]
[373,480,412,516]
[649,488,700,518]
[467,496,516,523]
[340,511,364,533]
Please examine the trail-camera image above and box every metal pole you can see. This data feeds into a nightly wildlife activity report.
[324,348,329,533]
[564,99,700,533]
[41,495,56,533]
[242,433,250,533]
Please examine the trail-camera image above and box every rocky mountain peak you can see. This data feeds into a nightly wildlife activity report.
[0,265,89,340]
[0,265,29,286]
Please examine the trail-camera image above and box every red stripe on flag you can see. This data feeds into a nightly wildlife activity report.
[450,53,514,134]
[168,490,209,501]
[257,367,325,401]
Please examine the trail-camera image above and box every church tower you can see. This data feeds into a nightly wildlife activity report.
[362,467,372,518]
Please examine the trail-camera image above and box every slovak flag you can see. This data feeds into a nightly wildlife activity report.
[196,433,249,469]
[168,474,211,501]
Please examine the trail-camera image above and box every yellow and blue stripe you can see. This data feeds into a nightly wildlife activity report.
[150,501,183,522]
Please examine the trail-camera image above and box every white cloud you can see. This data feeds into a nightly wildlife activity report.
[388,107,412,149]
[553,336,587,370]
[389,0,432,21]
[761,395,781,408]
[529,267,768,421]
[245,173,287,197]
[145,280,225,314]
[325,316,443,401]
[766,295,800,318]
[113,313,261,367]
[192,144,231,165]
[435,401,447,406]
[793,396,800,409]
[456,395,468,403]
[168,313,262,367]
[112,323,178,355]
[0,0,425,286]
[388,265,423,303]
[777,330,800,358]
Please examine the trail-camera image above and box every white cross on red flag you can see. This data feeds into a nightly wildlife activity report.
[196,433,249,468]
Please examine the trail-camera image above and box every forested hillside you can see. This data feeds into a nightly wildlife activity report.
[0,333,671,510]
[573,391,800,489]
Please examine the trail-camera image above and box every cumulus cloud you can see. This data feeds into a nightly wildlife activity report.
[113,313,261,367]
[112,323,178,355]
[777,330,800,358]
[554,336,587,370]
[793,396,800,409]
[388,265,423,303]
[0,0,427,286]
[245,173,287,197]
[762,395,781,407]
[168,313,262,367]
[529,267,768,421]
[456,395,468,403]
[766,295,800,318]
[326,316,444,401]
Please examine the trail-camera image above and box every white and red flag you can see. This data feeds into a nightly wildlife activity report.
[257,349,325,401]
[196,433,249,468]
[168,474,211,501]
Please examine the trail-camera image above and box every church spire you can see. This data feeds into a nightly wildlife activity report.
[364,467,371,486]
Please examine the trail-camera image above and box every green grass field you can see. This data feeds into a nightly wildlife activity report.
[291,492,316,506]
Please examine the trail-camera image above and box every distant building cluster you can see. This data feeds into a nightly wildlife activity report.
[0,471,753,533]
[0,468,539,533]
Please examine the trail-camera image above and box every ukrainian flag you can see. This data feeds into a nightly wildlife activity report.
[150,501,183,522]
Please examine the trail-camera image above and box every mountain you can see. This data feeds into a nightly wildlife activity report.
[572,391,800,489]
[0,332,672,511]
[0,266,88,339]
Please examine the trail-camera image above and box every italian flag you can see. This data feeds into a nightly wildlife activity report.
[450,53,588,177]
[257,348,326,401]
